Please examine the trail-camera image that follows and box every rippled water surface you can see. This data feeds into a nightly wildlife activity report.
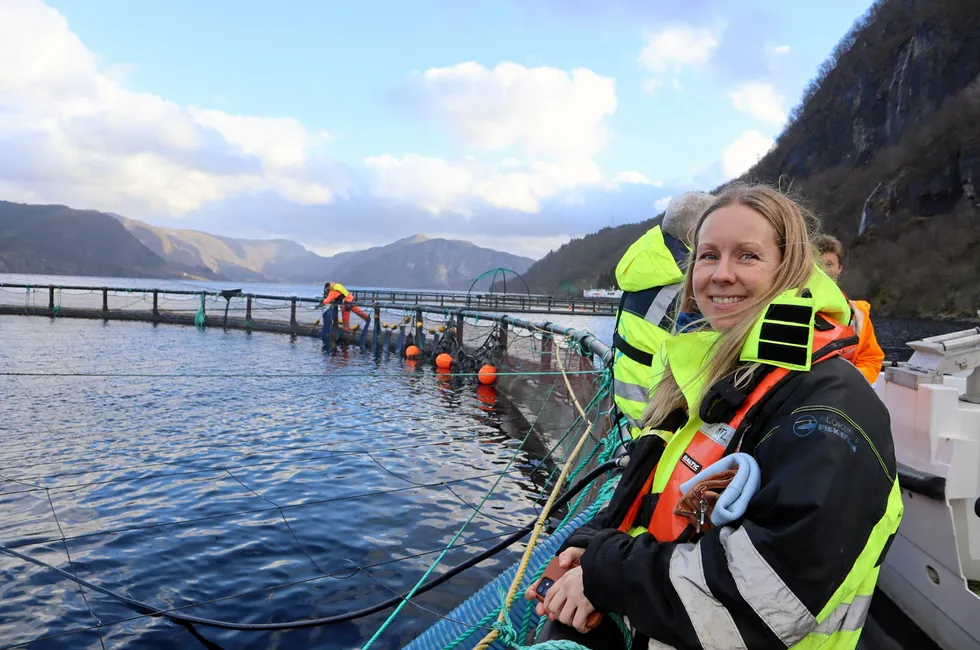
[0,315,555,649]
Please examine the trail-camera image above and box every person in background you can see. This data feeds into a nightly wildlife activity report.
[322,281,370,332]
[526,184,902,650]
[611,191,715,439]
[813,234,885,384]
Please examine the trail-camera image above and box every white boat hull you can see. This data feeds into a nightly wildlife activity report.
[874,346,980,650]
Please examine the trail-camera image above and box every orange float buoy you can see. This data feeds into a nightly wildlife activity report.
[477,364,497,385]
[435,353,453,370]
[405,345,420,359]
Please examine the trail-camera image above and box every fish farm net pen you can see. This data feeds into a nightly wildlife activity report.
[0,284,620,648]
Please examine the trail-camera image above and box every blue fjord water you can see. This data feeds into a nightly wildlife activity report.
[0,314,555,649]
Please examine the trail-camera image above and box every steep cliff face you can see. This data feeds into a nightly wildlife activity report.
[768,0,980,179]
[749,0,980,316]
[521,0,980,316]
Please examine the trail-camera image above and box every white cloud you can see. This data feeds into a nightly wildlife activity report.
[377,61,645,215]
[654,196,673,212]
[771,45,790,55]
[405,61,617,159]
[610,171,661,187]
[0,0,672,253]
[365,154,604,215]
[722,130,774,178]
[190,110,330,169]
[729,82,787,126]
[0,0,341,216]
[638,25,720,92]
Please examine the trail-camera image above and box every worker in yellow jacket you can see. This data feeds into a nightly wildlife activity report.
[612,192,715,438]
[323,282,369,332]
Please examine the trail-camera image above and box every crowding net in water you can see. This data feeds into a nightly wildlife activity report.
[0,286,627,649]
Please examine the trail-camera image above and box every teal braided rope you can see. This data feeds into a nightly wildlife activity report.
[434,473,624,650]
[363,375,566,649]
[421,367,620,650]
[445,610,501,650]
[500,451,625,646]
[433,376,617,650]
[515,431,626,648]
[194,294,206,328]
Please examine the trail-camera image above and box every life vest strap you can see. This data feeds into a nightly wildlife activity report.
[613,331,654,367]
[620,312,859,542]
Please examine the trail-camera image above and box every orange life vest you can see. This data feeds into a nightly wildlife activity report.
[617,313,858,542]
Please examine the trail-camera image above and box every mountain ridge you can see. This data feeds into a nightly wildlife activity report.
[0,199,535,290]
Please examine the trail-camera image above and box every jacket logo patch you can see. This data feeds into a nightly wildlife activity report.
[819,415,858,452]
[793,412,859,451]
[793,415,818,437]
[680,453,702,474]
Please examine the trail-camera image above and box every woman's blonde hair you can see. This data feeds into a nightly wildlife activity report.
[642,183,819,428]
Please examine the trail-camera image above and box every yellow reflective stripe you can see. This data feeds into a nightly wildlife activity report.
[614,378,650,404]
[721,527,816,646]
[644,281,683,327]
[812,594,872,635]
[815,478,902,622]
[668,543,748,650]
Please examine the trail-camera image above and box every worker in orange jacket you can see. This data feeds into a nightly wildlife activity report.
[323,282,369,332]
[813,234,885,384]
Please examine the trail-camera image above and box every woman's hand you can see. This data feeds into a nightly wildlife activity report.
[523,547,596,633]
[523,547,585,604]
[541,565,597,634]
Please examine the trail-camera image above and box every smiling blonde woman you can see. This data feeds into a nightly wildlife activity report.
[526,184,903,650]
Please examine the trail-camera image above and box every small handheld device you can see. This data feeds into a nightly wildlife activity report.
[534,557,604,630]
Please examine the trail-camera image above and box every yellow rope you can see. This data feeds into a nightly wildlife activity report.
[472,334,597,650]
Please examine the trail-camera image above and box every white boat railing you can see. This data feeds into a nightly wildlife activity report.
[876,325,980,650]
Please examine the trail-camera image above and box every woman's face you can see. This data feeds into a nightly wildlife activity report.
[692,204,782,330]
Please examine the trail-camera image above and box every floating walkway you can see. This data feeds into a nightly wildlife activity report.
[0,282,611,382]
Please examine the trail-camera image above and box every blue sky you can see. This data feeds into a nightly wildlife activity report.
[1,0,873,259]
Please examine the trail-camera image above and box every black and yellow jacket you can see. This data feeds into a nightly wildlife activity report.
[612,226,689,437]
[562,277,903,650]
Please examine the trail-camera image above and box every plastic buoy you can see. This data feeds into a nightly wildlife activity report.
[435,353,453,370]
[405,345,420,359]
[478,364,497,385]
